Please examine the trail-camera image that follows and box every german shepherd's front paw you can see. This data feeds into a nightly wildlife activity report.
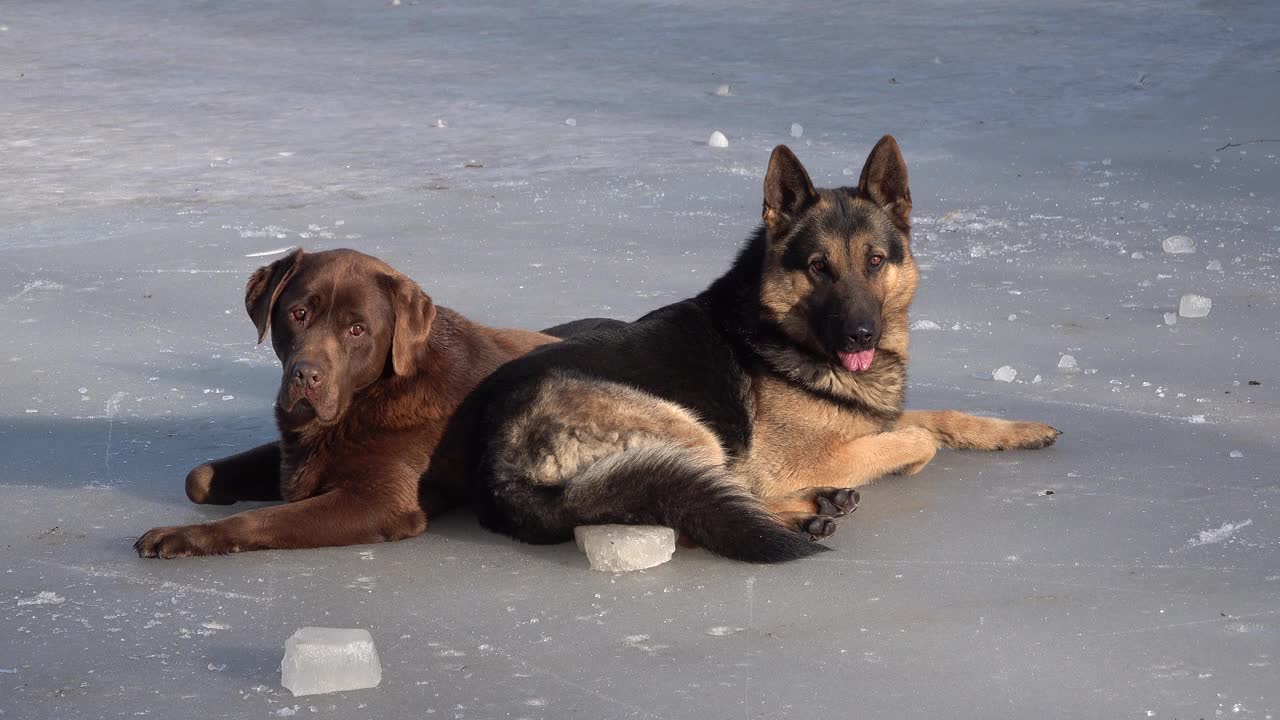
[773,512,840,540]
[134,523,233,559]
[764,487,859,518]
[797,515,839,540]
[811,487,860,517]
[803,515,839,540]
[997,421,1062,450]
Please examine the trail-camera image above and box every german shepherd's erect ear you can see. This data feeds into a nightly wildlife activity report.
[245,248,304,344]
[856,135,912,233]
[763,145,819,238]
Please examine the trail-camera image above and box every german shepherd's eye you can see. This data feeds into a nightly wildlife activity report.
[349,324,367,337]
[291,307,307,323]
[809,258,829,276]
[868,254,885,269]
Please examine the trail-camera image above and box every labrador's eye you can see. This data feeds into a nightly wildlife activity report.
[291,308,307,323]
[349,324,366,337]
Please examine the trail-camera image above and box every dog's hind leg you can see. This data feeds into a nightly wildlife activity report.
[897,410,1061,451]
[184,442,283,505]
[484,376,828,562]
[559,443,829,562]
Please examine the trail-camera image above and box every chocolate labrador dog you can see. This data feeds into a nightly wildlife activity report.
[135,248,555,558]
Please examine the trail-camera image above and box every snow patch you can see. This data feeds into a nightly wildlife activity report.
[16,591,65,606]
[1187,519,1251,548]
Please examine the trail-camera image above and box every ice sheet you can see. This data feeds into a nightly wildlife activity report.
[2,1,1277,718]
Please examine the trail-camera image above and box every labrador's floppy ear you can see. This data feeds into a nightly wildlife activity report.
[762,145,819,239]
[856,135,912,233]
[244,248,304,344]
[380,272,437,376]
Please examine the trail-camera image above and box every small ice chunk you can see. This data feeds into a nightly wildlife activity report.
[714,83,733,97]
[1229,450,1243,458]
[564,118,577,127]
[1032,374,1043,384]
[708,131,729,148]
[1206,259,1223,272]
[574,525,676,572]
[992,365,1017,383]
[790,123,803,138]
[434,118,446,128]
[281,628,381,697]
[910,319,941,330]
[1163,312,1177,325]
[1007,314,1018,321]
[841,167,856,176]
[1131,251,1145,259]
[1162,235,1195,254]
[1178,294,1212,318]
[1057,354,1078,371]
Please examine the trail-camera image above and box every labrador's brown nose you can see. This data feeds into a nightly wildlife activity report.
[290,360,324,390]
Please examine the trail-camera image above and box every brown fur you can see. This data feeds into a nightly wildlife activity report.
[135,248,554,558]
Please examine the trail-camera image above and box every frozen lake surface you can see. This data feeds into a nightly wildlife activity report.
[2,1,1278,718]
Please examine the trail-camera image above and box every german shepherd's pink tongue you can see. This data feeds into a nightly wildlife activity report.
[838,348,875,373]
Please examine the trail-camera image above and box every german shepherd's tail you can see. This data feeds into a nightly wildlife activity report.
[559,445,827,563]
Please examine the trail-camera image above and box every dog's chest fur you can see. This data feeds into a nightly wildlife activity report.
[734,373,895,496]
[277,425,343,501]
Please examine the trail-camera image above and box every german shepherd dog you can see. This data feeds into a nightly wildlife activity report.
[455,136,1060,563]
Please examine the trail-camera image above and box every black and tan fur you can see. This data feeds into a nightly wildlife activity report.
[452,136,1060,563]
